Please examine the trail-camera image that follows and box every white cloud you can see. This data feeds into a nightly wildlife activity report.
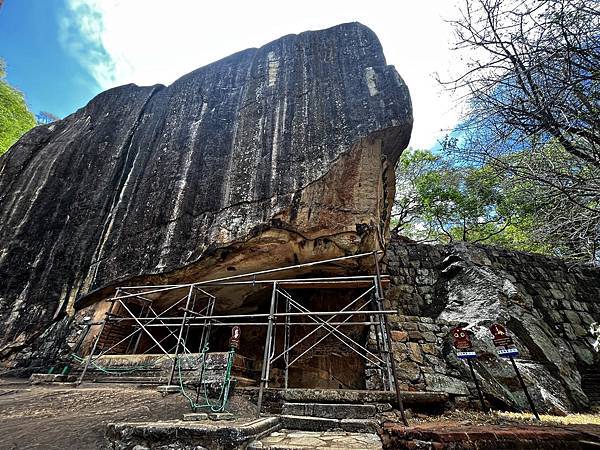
[61,0,466,149]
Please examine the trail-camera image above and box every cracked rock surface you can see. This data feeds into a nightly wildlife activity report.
[0,22,412,368]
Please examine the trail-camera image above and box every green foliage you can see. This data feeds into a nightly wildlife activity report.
[0,59,36,156]
[393,146,599,260]
[397,151,515,244]
[436,0,600,263]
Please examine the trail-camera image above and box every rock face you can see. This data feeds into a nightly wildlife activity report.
[0,23,412,368]
[385,240,600,413]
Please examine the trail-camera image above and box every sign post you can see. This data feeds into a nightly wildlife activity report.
[229,325,241,350]
[489,324,540,421]
[451,327,487,411]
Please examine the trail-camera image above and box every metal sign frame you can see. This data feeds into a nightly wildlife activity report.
[450,326,486,411]
[488,323,539,421]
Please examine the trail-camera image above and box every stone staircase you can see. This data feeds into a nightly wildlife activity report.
[247,430,383,449]
[279,402,384,433]
[282,402,383,419]
[248,401,388,449]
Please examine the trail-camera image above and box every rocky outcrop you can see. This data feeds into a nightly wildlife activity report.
[0,23,412,368]
[385,240,600,413]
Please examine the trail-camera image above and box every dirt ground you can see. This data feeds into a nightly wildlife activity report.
[2,377,600,449]
[0,378,244,449]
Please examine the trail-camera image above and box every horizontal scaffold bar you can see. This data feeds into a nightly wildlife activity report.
[103,309,396,321]
[119,251,383,291]
[111,277,389,303]
[135,321,383,327]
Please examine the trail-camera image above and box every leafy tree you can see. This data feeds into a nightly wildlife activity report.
[391,149,440,238]
[443,0,599,167]
[394,150,516,244]
[498,144,600,261]
[433,0,600,264]
[394,147,600,263]
[0,59,36,156]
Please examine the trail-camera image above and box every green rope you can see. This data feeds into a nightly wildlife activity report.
[178,347,235,412]
[71,344,236,413]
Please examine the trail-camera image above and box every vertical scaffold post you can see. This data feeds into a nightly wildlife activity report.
[168,285,195,386]
[77,289,119,386]
[183,290,196,346]
[257,281,277,417]
[373,251,408,426]
[370,288,391,391]
[284,292,290,391]
[195,292,215,408]
[197,292,214,354]
[129,301,150,355]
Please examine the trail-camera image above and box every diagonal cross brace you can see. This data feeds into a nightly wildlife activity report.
[270,286,375,363]
[118,300,175,359]
[277,288,386,367]
[287,297,385,370]
[92,293,190,359]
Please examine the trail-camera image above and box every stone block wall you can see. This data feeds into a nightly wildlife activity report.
[383,239,600,413]
[388,315,468,396]
[385,243,445,316]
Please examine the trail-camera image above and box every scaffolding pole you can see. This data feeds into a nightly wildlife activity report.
[257,282,277,416]
[72,251,408,426]
[168,285,194,386]
[373,251,408,426]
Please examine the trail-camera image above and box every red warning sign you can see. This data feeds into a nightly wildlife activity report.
[489,323,514,347]
[229,325,241,349]
[451,327,473,350]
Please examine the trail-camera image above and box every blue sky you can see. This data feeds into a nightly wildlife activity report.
[0,0,465,148]
[0,0,102,118]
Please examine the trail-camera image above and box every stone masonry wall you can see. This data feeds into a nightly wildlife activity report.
[383,239,600,414]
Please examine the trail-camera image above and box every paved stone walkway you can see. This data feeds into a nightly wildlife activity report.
[249,430,383,449]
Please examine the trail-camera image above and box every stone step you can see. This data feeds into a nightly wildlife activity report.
[73,370,254,387]
[239,388,448,416]
[106,417,280,449]
[281,402,386,419]
[83,376,165,384]
[280,388,448,406]
[248,430,382,449]
[29,373,77,384]
[280,415,379,433]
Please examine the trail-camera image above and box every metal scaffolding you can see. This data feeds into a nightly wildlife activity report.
[74,251,408,424]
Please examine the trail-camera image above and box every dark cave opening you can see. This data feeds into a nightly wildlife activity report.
[96,283,373,390]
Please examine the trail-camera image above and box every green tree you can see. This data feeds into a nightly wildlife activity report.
[394,147,600,262]
[391,149,440,238]
[0,59,36,156]
[395,151,516,244]
[435,0,600,263]
[495,144,600,261]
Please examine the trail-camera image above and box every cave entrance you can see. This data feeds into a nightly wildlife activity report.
[249,282,377,391]
[79,252,401,415]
